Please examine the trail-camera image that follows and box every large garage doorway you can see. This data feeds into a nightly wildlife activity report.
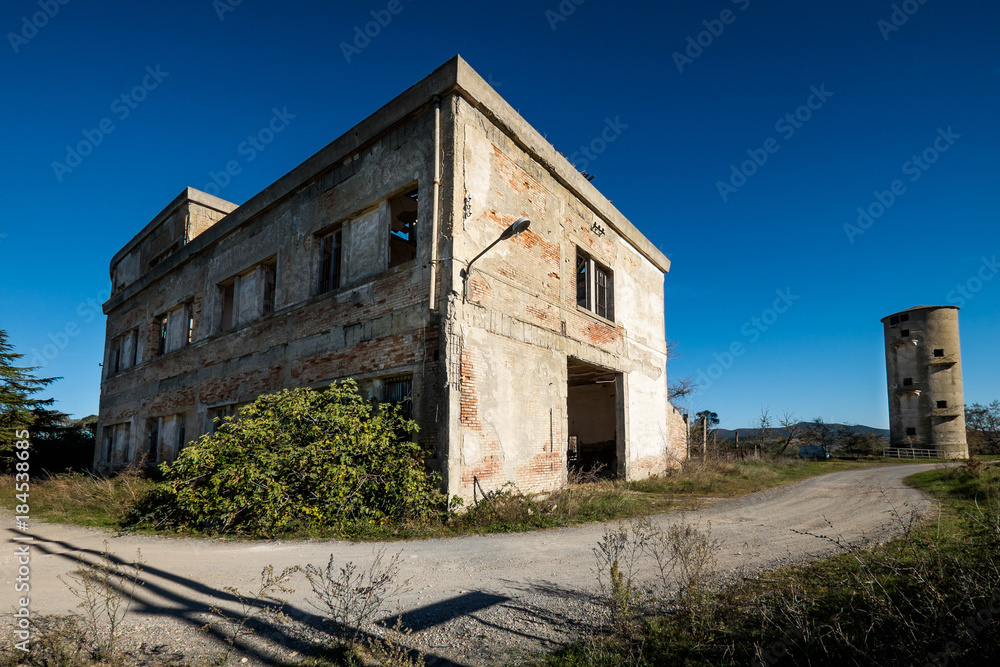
[567,358,622,478]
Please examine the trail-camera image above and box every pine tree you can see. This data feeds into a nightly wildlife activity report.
[0,329,59,451]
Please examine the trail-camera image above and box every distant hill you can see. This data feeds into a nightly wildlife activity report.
[712,422,889,441]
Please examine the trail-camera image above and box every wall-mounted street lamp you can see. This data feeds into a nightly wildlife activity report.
[460,216,531,301]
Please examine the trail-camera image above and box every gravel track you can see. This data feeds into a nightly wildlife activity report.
[0,464,937,665]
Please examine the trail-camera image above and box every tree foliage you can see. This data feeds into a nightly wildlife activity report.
[966,401,1000,455]
[130,381,447,536]
[0,329,58,453]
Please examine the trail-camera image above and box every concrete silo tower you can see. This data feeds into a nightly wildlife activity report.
[881,306,967,458]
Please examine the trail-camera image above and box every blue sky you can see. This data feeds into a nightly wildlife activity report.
[1,0,998,429]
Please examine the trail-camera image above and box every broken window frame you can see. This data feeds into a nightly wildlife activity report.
[575,248,615,322]
[388,188,419,269]
[156,314,168,357]
[219,280,237,332]
[319,226,343,294]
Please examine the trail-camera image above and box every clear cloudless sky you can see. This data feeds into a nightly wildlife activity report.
[1,0,998,430]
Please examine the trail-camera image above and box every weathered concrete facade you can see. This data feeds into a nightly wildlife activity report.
[97,56,684,498]
[881,305,968,458]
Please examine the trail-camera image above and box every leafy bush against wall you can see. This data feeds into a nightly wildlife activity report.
[131,381,445,536]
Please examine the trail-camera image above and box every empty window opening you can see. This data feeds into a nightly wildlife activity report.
[576,249,614,321]
[262,261,277,317]
[937,400,948,409]
[900,329,910,337]
[901,313,909,322]
[209,404,239,433]
[903,377,914,386]
[567,358,620,479]
[112,339,123,374]
[934,348,945,357]
[889,315,900,325]
[382,376,413,420]
[388,189,418,268]
[906,427,917,436]
[156,315,168,356]
[319,227,343,293]
[220,282,236,332]
[129,330,138,366]
[145,418,159,464]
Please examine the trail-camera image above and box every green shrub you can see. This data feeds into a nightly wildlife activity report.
[128,381,446,536]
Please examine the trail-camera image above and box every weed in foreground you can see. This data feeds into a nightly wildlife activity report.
[57,541,143,665]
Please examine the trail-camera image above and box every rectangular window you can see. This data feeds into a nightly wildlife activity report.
[262,262,277,317]
[900,329,910,337]
[889,315,900,325]
[129,330,138,366]
[210,404,238,433]
[220,282,236,332]
[576,249,614,321]
[145,417,160,463]
[102,425,116,462]
[156,315,168,356]
[186,311,195,346]
[901,313,909,322]
[906,427,917,436]
[388,188,418,268]
[903,377,914,386]
[319,227,343,294]
[937,400,948,409]
[934,348,945,357]
[576,253,589,309]
[112,338,123,374]
[383,376,413,420]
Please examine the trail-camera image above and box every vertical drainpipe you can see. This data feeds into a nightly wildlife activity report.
[428,95,442,312]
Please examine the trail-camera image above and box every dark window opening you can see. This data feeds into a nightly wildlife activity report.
[319,227,343,294]
[934,348,945,357]
[383,376,413,421]
[130,331,138,366]
[262,262,277,317]
[388,189,418,268]
[937,400,948,409]
[156,315,168,356]
[145,418,159,463]
[906,427,917,436]
[900,329,910,337]
[112,339,122,374]
[889,315,900,325]
[901,313,909,322]
[576,252,589,308]
[220,282,235,332]
[178,424,186,452]
[903,377,913,386]
[576,249,614,321]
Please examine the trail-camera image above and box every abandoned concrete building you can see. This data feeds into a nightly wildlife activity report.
[96,55,688,498]
[881,305,968,458]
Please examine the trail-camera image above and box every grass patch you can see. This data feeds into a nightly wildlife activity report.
[539,459,1000,667]
[0,468,155,530]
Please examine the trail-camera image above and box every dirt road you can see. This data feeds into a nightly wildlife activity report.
[1,464,936,665]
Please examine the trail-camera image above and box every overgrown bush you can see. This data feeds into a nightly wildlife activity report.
[128,381,447,536]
